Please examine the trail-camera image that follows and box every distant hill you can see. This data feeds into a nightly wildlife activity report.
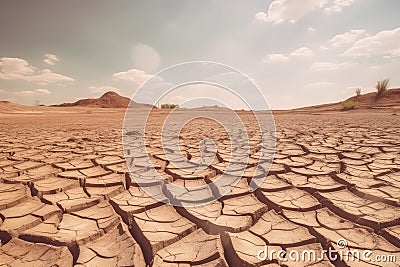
[3,89,400,114]
[293,88,400,112]
[0,101,29,113]
[344,88,400,109]
[52,91,153,108]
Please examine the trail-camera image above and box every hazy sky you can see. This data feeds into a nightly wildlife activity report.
[0,0,399,109]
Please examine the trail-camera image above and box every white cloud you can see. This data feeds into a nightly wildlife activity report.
[344,28,400,58]
[263,53,289,63]
[326,29,367,48]
[264,47,312,63]
[29,69,74,85]
[264,0,327,24]
[324,5,342,15]
[310,61,355,71]
[43,59,53,66]
[113,68,153,86]
[385,48,400,59]
[335,0,356,6]
[290,47,313,57]
[254,12,268,22]
[308,27,316,32]
[0,57,74,85]
[43,54,59,66]
[15,89,51,96]
[259,0,353,23]
[89,85,121,95]
[0,58,35,75]
[305,81,334,88]
[324,0,356,15]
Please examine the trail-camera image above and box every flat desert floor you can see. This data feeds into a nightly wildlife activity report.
[0,109,399,266]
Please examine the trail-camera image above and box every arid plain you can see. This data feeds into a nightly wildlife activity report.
[0,107,400,267]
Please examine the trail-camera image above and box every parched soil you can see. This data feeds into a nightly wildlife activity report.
[0,110,399,266]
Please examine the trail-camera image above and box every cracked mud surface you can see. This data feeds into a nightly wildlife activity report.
[0,110,399,266]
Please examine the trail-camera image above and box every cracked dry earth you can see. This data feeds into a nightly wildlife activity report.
[0,110,399,267]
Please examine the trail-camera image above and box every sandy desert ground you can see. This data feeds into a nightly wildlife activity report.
[0,108,399,267]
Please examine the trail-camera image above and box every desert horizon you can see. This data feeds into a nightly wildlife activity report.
[2,85,400,112]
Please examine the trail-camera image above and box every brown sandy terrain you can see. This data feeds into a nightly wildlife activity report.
[51,91,154,109]
[292,88,400,113]
[0,108,399,266]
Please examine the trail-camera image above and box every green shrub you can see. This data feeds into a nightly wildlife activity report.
[375,78,389,98]
[161,103,179,109]
[355,88,361,97]
[341,101,356,111]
